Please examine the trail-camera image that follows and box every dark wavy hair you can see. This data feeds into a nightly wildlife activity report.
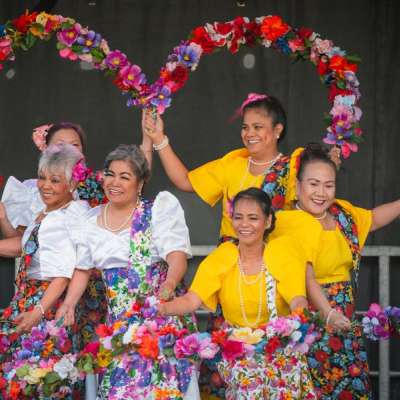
[297,142,337,181]
[232,187,276,240]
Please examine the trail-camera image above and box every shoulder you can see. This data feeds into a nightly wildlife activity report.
[200,241,238,272]
[220,148,249,164]
[153,191,184,214]
[65,200,90,217]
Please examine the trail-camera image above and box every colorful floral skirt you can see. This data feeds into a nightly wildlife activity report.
[76,268,107,346]
[307,281,372,399]
[0,279,84,399]
[97,263,198,400]
[218,350,317,400]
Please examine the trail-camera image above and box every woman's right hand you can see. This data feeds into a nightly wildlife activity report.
[326,309,351,332]
[142,109,165,146]
[55,303,76,326]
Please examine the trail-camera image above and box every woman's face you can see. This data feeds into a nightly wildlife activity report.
[296,161,336,217]
[241,108,282,157]
[103,160,141,207]
[48,129,83,155]
[232,198,271,246]
[37,168,73,210]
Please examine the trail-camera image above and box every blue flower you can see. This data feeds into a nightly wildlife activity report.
[352,377,365,391]
[110,367,130,387]
[0,24,5,37]
[307,357,319,368]
[137,371,152,388]
[275,37,291,55]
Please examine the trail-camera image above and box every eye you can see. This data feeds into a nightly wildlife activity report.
[51,178,61,184]
[103,171,113,177]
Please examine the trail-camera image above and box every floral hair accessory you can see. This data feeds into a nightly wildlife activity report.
[72,158,89,182]
[239,93,269,115]
[32,123,53,151]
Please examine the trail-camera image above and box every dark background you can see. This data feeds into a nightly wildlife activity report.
[0,0,399,397]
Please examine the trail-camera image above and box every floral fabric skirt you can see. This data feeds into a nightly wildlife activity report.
[97,263,198,400]
[218,350,317,400]
[0,279,84,399]
[307,281,372,399]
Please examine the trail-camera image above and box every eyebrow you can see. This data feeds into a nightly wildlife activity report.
[106,169,133,177]
[306,178,335,184]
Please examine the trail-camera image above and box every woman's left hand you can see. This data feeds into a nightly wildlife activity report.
[158,279,176,301]
[14,308,42,333]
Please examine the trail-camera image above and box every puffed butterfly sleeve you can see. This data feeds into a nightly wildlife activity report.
[38,201,90,279]
[1,176,43,228]
[151,191,192,260]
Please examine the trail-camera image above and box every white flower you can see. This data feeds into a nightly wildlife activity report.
[54,356,75,380]
[122,323,139,345]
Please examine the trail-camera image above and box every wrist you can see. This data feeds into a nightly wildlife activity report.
[326,308,336,326]
[34,302,45,317]
[153,135,168,148]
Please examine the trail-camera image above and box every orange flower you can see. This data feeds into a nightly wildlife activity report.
[9,381,21,399]
[261,16,289,41]
[138,335,159,359]
[42,340,54,357]
[154,388,182,399]
[329,55,358,79]
[158,325,178,336]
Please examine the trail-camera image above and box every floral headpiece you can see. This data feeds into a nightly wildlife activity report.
[239,93,269,115]
[72,158,90,182]
[32,124,53,151]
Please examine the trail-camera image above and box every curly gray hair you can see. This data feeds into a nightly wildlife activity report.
[104,144,150,182]
[38,144,82,182]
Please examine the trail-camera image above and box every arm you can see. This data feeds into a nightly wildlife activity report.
[140,110,154,169]
[55,268,91,326]
[0,202,20,238]
[370,199,400,232]
[306,263,351,331]
[142,109,194,192]
[158,251,187,300]
[158,291,202,316]
[0,236,22,257]
[14,276,69,333]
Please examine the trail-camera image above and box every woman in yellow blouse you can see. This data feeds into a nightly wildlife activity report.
[284,143,400,399]
[159,187,317,399]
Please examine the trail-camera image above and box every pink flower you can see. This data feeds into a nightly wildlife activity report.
[118,63,146,91]
[32,124,53,151]
[72,159,89,182]
[57,24,80,46]
[105,50,128,70]
[175,334,201,358]
[221,339,246,361]
[313,38,333,55]
[288,38,305,52]
[59,47,78,61]
[198,338,219,359]
[83,342,100,357]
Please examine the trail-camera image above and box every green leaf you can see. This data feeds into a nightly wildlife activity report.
[16,365,30,377]
[44,371,61,384]
[335,80,346,89]
[25,32,37,49]
[91,47,105,61]
[346,54,362,63]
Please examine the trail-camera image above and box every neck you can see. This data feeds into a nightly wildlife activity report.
[250,146,279,163]
[238,241,264,263]
[108,199,138,213]
[45,196,73,212]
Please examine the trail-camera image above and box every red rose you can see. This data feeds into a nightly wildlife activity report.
[12,11,38,34]
[265,336,281,353]
[271,194,285,210]
[338,390,353,400]
[190,26,215,54]
[315,350,329,363]
[328,336,343,352]
[222,339,245,361]
[261,15,289,42]
[243,21,260,46]
[298,27,313,39]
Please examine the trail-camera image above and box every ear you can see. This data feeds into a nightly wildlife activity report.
[69,180,78,193]
[273,123,284,139]
[265,213,273,229]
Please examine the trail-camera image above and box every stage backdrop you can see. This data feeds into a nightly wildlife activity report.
[0,1,399,396]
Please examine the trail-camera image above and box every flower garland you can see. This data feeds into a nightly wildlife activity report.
[1,12,362,157]
[361,303,400,340]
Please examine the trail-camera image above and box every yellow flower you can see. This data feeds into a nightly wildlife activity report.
[230,327,264,344]
[30,368,48,379]
[97,349,113,368]
[107,288,117,299]
[113,320,123,331]
[36,12,50,26]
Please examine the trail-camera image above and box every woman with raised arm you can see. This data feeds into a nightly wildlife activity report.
[159,187,319,400]
[278,143,400,399]
[0,144,89,399]
[0,122,107,346]
[57,144,200,399]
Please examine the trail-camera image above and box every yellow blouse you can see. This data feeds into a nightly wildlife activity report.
[188,147,303,239]
[271,199,372,284]
[189,238,308,327]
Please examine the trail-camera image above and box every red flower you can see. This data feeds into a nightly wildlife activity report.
[215,22,232,35]
[265,336,281,354]
[59,339,72,353]
[138,335,159,359]
[0,376,6,389]
[2,306,12,319]
[12,11,38,34]
[221,339,245,361]
[328,336,343,352]
[298,27,313,39]
[243,21,260,46]
[338,390,353,400]
[190,26,216,54]
[95,324,113,338]
[24,255,32,267]
[348,364,361,377]
[0,176,4,187]
[83,342,100,357]
[9,381,21,400]
[261,16,289,41]
[271,194,285,210]
[164,65,189,93]
[345,303,354,319]
[328,85,353,103]
[265,172,278,182]
[211,330,228,345]
[322,384,334,394]
[317,59,329,76]
[329,55,358,79]
[315,350,328,363]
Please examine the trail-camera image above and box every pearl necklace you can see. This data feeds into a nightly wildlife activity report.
[103,202,137,232]
[249,152,282,166]
[295,202,327,220]
[237,256,265,327]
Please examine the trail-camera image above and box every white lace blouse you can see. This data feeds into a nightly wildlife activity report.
[22,201,90,281]
[74,191,192,270]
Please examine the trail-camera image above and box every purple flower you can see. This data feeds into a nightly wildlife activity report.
[105,50,128,70]
[76,30,102,53]
[150,84,171,114]
[174,42,202,70]
[127,268,140,290]
[159,333,176,350]
[118,63,146,90]
[110,367,130,387]
[174,334,201,358]
[57,24,80,46]
[16,349,32,360]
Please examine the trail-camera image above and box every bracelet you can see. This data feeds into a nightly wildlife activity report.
[326,308,335,326]
[153,136,169,151]
[35,302,45,317]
